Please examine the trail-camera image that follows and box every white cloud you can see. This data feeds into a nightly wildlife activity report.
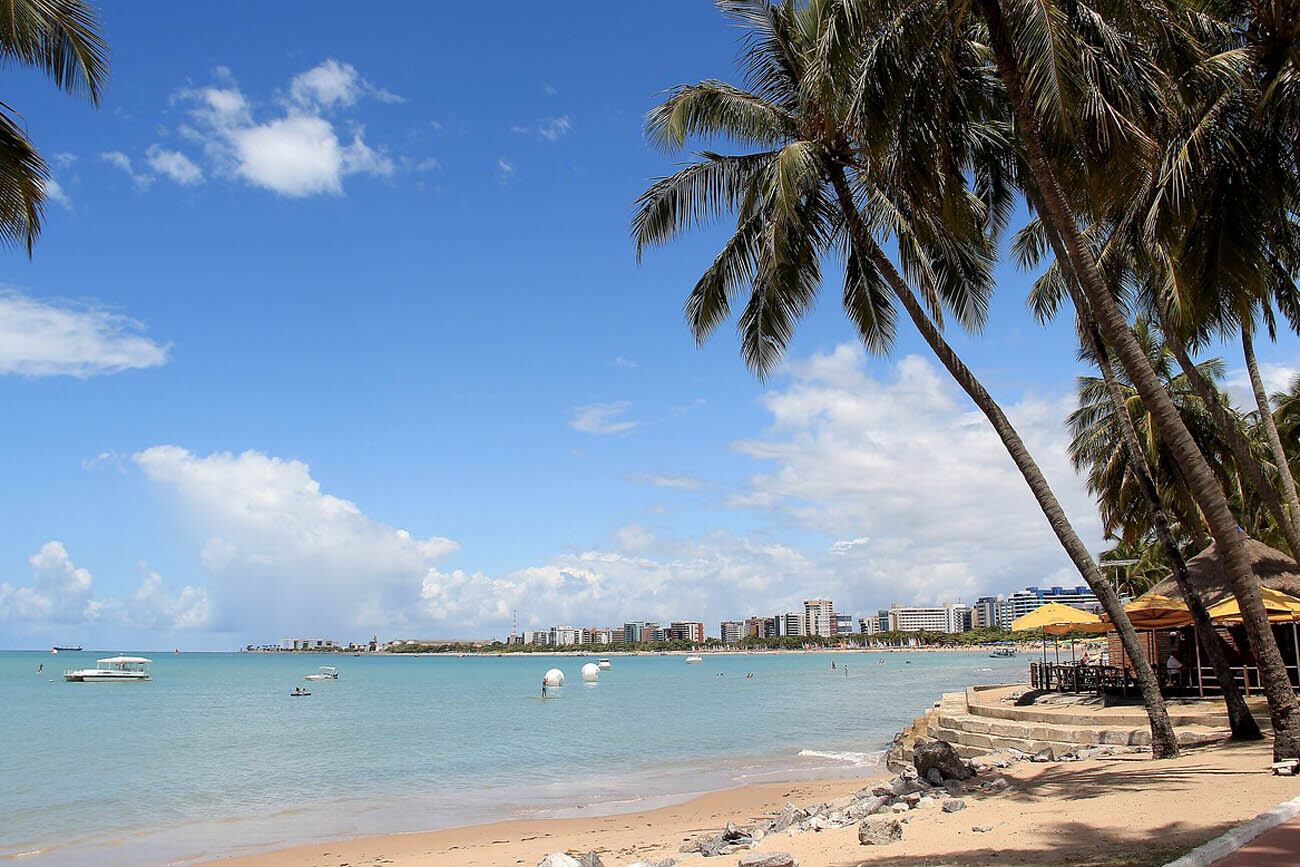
[100,151,154,189]
[0,542,209,630]
[0,542,94,623]
[512,115,572,142]
[1224,360,1297,412]
[42,178,73,210]
[637,473,702,491]
[133,446,459,634]
[571,401,637,435]
[497,156,515,183]
[613,356,639,369]
[145,145,204,186]
[728,344,1101,606]
[174,61,396,198]
[614,524,655,551]
[0,289,169,377]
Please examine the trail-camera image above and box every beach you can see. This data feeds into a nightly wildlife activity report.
[211,740,1296,867]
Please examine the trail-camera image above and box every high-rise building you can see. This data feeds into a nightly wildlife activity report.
[622,621,655,643]
[884,603,971,633]
[549,625,580,646]
[804,598,835,637]
[998,586,1102,627]
[775,612,806,637]
[745,616,776,639]
[720,620,745,644]
[971,596,1001,629]
[833,613,854,636]
[668,621,705,643]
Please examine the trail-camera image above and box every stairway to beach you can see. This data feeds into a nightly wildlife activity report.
[890,684,1247,767]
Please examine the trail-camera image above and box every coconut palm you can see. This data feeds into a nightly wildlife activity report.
[1069,319,1261,739]
[916,0,1300,759]
[0,0,108,252]
[633,0,1181,757]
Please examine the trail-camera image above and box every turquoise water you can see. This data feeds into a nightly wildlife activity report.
[2,649,1025,865]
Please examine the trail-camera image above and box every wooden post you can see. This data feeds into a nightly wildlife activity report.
[1194,624,1203,698]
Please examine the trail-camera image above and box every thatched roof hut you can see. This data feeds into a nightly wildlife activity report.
[1142,537,1300,606]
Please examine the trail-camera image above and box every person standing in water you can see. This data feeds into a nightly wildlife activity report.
[541,678,547,697]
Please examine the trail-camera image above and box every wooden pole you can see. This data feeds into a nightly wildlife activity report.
[1194,624,1203,698]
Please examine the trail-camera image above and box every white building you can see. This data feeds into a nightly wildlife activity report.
[775,612,806,637]
[998,586,1102,627]
[720,620,745,645]
[885,603,971,634]
[804,598,836,637]
[549,625,580,646]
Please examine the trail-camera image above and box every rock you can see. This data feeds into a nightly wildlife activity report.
[942,779,966,796]
[901,792,923,807]
[942,799,966,813]
[537,855,581,867]
[750,828,765,843]
[858,816,904,846]
[723,822,748,841]
[899,765,920,781]
[845,795,888,820]
[913,740,973,782]
[736,854,797,867]
[972,825,992,833]
[988,777,1010,791]
[577,855,606,867]
[765,804,806,834]
[915,796,939,810]
[1273,760,1300,776]
[1031,747,1055,763]
[805,815,832,831]
[926,768,944,785]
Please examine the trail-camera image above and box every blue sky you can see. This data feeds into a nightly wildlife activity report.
[0,2,1296,650]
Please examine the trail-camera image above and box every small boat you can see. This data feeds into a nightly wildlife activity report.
[290,688,311,696]
[597,658,612,670]
[685,655,703,664]
[64,656,151,682]
[304,665,339,681]
[989,648,1016,658]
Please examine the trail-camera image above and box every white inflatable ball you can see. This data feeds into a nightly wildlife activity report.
[543,668,565,687]
[581,663,600,682]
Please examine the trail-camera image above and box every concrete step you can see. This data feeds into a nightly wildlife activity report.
[927,715,1228,757]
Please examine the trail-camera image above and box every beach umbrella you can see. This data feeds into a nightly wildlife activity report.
[1119,594,1193,629]
[1205,586,1300,622]
[1011,602,1105,632]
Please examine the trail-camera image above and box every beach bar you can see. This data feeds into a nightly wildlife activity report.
[1028,538,1300,697]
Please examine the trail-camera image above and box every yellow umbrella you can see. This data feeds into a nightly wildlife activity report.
[1206,587,1300,622]
[1121,593,1193,629]
[1012,602,1104,632]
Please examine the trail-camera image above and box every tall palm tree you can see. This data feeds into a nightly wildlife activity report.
[0,0,108,253]
[633,0,1181,757]
[949,0,1300,759]
[1069,319,1261,739]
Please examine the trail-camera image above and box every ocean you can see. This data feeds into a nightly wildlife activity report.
[2,649,1026,865]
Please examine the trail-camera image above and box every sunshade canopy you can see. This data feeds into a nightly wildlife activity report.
[1012,602,1104,632]
[1205,587,1300,622]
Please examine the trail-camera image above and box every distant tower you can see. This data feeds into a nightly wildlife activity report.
[511,609,518,643]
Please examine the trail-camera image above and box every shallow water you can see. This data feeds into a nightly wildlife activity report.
[2,649,1025,865]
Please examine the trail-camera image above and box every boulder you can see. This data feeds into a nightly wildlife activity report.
[577,854,606,867]
[942,799,966,813]
[913,740,973,781]
[1031,747,1055,763]
[858,816,904,846]
[941,779,966,796]
[926,768,944,786]
[845,796,888,820]
[537,855,581,867]
[888,802,910,814]
[765,804,806,833]
[737,854,797,867]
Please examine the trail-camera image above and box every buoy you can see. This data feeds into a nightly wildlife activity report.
[581,663,600,682]
[543,668,565,687]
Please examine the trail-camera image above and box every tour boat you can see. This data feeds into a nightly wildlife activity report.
[597,658,612,669]
[304,666,339,681]
[989,648,1016,658]
[685,655,703,664]
[64,656,151,682]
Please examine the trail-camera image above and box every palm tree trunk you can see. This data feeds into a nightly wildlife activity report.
[979,0,1300,760]
[1243,327,1300,539]
[1085,321,1261,739]
[826,166,1180,759]
[1152,302,1300,561]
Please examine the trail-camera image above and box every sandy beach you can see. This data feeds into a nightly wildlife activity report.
[210,739,1298,867]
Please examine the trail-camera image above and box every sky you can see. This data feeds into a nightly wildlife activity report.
[0,2,1296,651]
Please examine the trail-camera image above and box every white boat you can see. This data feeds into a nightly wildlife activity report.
[685,655,703,664]
[64,656,151,682]
[304,666,339,681]
[597,658,612,669]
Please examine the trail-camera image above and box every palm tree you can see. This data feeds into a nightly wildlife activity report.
[633,0,1181,757]
[1069,319,1261,740]
[945,0,1300,759]
[0,0,108,253]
